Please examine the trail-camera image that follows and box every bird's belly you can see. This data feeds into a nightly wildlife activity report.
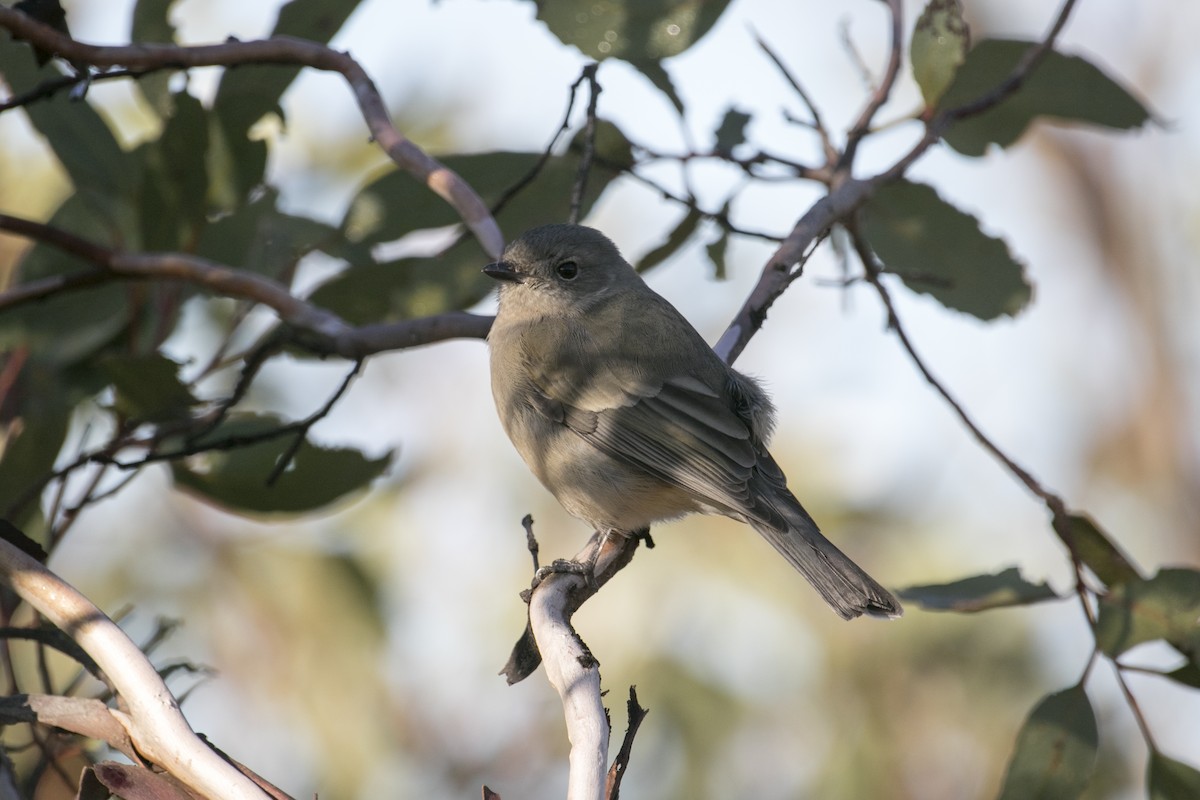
[510,411,698,532]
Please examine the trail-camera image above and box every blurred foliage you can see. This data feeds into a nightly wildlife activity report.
[0,0,1192,798]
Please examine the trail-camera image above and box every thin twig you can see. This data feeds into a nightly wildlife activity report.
[839,0,904,170]
[605,686,649,800]
[265,359,363,486]
[569,63,601,225]
[0,212,495,361]
[0,7,502,258]
[751,29,836,164]
[521,514,540,573]
[1112,662,1157,752]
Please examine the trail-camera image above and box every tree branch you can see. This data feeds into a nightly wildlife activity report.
[523,533,641,800]
[0,7,503,260]
[0,535,268,799]
[0,212,494,359]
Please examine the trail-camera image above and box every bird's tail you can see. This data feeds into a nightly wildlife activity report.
[749,500,902,620]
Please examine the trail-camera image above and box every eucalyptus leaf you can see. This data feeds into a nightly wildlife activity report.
[196,189,337,280]
[532,0,731,113]
[0,366,71,528]
[911,0,970,107]
[1094,568,1200,658]
[1149,752,1200,800]
[211,0,363,200]
[99,353,197,423]
[898,567,1058,613]
[131,0,180,117]
[139,90,210,252]
[534,0,730,62]
[0,194,131,364]
[0,34,137,198]
[861,179,1031,320]
[1053,512,1141,588]
[171,413,391,514]
[939,39,1151,156]
[996,685,1098,800]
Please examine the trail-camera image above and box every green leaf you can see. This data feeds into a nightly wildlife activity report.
[996,685,1098,800]
[1095,568,1200,658]
[0,36,136,198]
[307,249,490,325]
[321,122,633,328]
[139,90,210,251]
[196,189,337,280]
[171,414,391,514]
[1165,661,1200,690]
[211,0,363,200]
[533,0,731,113]
[99,353,197,423]
[861,179,1031,320]
[939,39,1151,157]
[131,0,180,117]
[1053,512,1141,588]
[1149,753,1200,800]
[0,366,71,528]
[636,207,702,273]
[714,107,750,153]
[898,567,1059,613]
[911,0,970,107]
[534,0,731,62]
[342,120,632,250]
[0,194,131,364]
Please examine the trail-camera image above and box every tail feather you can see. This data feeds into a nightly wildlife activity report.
[750,502,901,620]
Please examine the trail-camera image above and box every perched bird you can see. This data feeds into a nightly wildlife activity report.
[484,224,900,620]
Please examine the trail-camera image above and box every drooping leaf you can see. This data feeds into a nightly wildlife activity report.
[307,249,491,326]
[911,0,970,107]
[532,0,731,113]
[0,194,131,364]
[636,207,702,273]
[171,413,391,514]
[319,122,633,327]
[1165,661,1200,690]
[1052,512,1141,588]
[0,36,138,200]
[0,366,71,528]
[714,107,751,153]
[939,39,1151,157]
[196,189,337,280]
[1149,752,1200,800]
[1094,568,1200,658]
[139,90,210,252]
[211,0,364,201]
[996,685,1098,800]
[898,567,1059,613]
[534,0,731,62]
[99,353,198,423]
[131,0,180,117]
[861,179,1031,320]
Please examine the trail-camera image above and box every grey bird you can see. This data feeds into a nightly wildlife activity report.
[484,223,900,620]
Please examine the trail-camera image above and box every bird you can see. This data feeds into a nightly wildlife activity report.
[483,223,900,620]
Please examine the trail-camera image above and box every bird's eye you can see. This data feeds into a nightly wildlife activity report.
[556,260,579,280]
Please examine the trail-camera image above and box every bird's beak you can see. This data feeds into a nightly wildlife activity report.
[483,261,525,283]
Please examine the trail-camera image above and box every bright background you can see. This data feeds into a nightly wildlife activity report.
[2,1,1198,798]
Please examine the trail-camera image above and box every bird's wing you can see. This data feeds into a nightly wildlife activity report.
[534,372,786,526]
